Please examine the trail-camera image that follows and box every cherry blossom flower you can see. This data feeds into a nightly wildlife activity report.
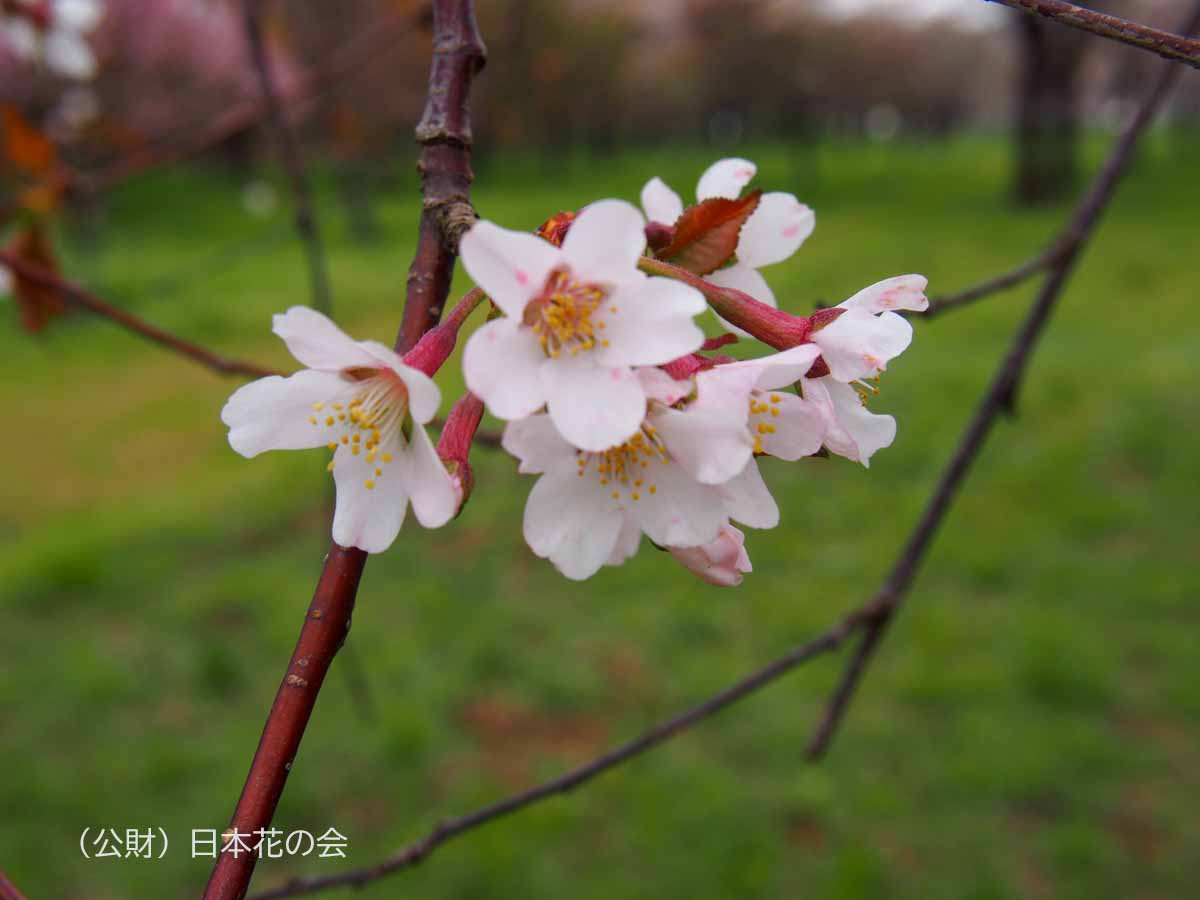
[221,307,458,553]
[808,275,928,383]
[641,157,815,335]
[501,370,776,581]
[800,275,929,467]
[668,524,752,587]
[2,0,102,79]
[460,200,707,452]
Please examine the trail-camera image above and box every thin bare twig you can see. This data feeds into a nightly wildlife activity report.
[925,242,1063,315]
[247,603,882,900]
[0,870,27,900]
[988,0,1200,69]
[242,0,334,317]
[806,3,1200,758]
[0,250,277,379]
[201,4,485,898]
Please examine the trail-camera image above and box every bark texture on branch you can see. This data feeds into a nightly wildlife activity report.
[396,0,487,352]
[990,0,1200,68]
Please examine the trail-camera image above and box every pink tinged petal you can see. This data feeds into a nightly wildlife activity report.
[524,464,624,580]
[501,413,576,474]
[651,405,753,486]
[43,30,95,78]
[606,515,642,567]
[704,262,776,337]
[693,356,770,422]
[331,433,409,554]
[759,394,826,460]
[638,366,692,405]
[357,340,441,424]
[542,356,645,452]
[594,277,705,367]
[841,274,929,313]
[668,524,752,587]
[811,308,913,383]
[56,0,102,30]
[458,220,561,319]
[221,369,352,458]
[641,176,684,225]
[745,344,822,391]
[628,461,725,548]
[463,318,547,421]
[561,199,647,284]
[823,378,896,467]
[696,157,757,201]
[718,459,779,529]
[272,306,377,372]
[400,423,459,528]
[736,192,815,269]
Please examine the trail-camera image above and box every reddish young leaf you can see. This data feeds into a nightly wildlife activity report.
[659,189,761,276]
[5,226,67,333]
[2,106,57,178]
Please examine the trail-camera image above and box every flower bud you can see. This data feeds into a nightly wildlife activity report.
[668,525,752,587]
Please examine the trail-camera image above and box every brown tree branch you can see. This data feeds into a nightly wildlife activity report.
[247,602,883,900]
[0,250,277,379]
[0,870,27,900]
[242,0,334,317]
[925,242,1063,315]
[202,4,485,898]
[988,0,1200,68]
[806,4,1199,758]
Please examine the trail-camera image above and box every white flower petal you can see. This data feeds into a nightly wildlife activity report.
[222,370,351,458]
[704,262,776,337]
[841,274,929,313]
[543,357,645,452]
[638,366,692,405]
[811,308,913,383]
[561,199,646,284]
[463,318,547,421]
[652,405,753,485]
[692,358,763,422]
[717,459,779,529]
[3,20,39,60]
[606,515,642,567]
[594,277,705,368]
[696,157,757,201]
[758,393,826,460]
[357,340,441,424]
[627,461,725,548]
[640,176,683,225]
[331,433,409,554]
[524,464,624,580]
[823,378,896,467]
[55,0,101,30]
[401,423,458,528]
[43,30,95,79]
[272,307,378,372]
[501,413,575,474]
[458,221,561,319]
[746,344,822,391]
[737,193,815,269]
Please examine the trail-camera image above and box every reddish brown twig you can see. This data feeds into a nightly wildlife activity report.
[0,250,277,379]
[395,0,486,351]
[806,4,1200,759]
[242,0,333,317]
[202,4,485,898]
[0,870,27,900]
[925,242,1064,315]
[248,603,882,900]
[989,0,1200,69]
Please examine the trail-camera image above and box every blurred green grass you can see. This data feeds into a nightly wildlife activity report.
[2,134,1199,899]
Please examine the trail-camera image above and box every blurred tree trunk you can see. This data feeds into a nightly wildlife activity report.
[1012,12,1089,205]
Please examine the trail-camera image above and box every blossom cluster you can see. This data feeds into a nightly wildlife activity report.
[223,158,927,586]
[1,0,102,79]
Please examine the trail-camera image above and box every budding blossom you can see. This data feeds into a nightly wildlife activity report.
[221,308,458,554]
[460,199,707,452]
[668,525,752,587]
[1,0,102,79]
[642,157,815,335]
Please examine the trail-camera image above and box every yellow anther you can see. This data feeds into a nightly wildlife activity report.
[381,453,392,463]
[757,423,769,434]
[338,413,346,421]
[648,485,656,494]
[375,468,382,476]
[352,433,360,443]
[631,492,640,501]
[770,394,781,403]
[770,408,779,417]
[326,460,336,472]
[327,442,337,451]
[611,491,619,499]
[364,479,375,490]
[308,416,317,425]
[351,446,360,456]
[312,401,325,411]
[333,403,344,411]
[341,436,349,445]
[325,416,335,426]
